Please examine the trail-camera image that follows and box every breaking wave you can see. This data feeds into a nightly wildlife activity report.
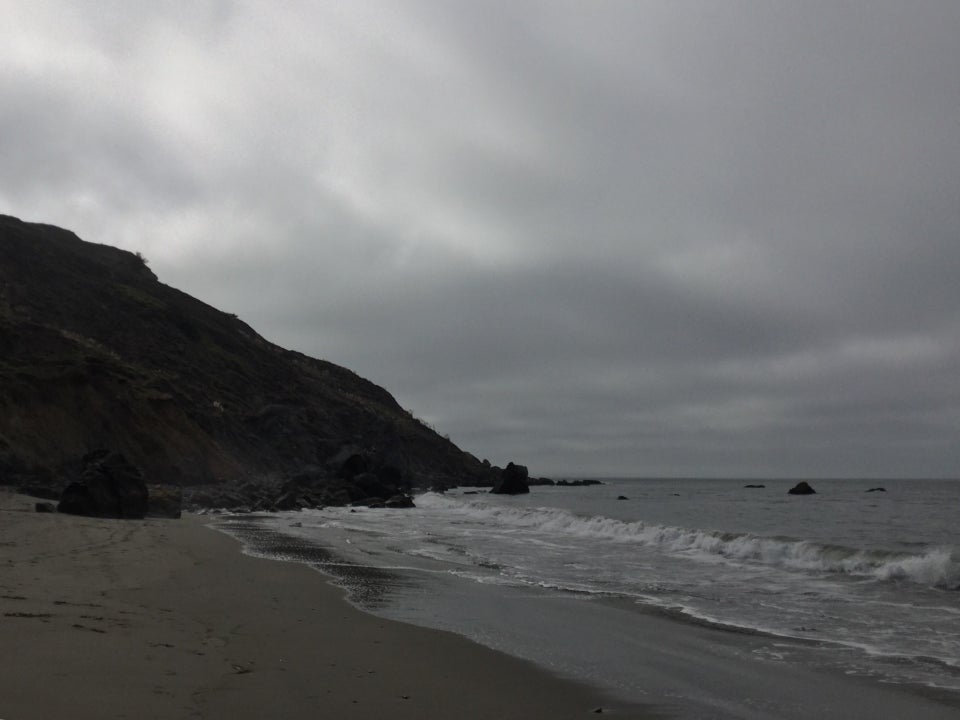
[416,493,960,590]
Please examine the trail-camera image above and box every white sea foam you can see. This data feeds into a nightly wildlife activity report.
[416,493,960,589]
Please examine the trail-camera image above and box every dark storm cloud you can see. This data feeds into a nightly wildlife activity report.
[2,1,959,476]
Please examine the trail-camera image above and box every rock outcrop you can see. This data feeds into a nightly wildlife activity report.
[58,450,148,519]
[491,462,530,495]
[787,481,817,495]
[0,215,501,503]
[147,485,183,518]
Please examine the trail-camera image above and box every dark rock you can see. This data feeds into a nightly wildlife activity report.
[321,488,352,507]
[491,462,530,495]
[351,497,385,508]
[787,481,817,495]
[282,466,327,492]
[339,453,369,480]
[342,483,366,503]
[376,464,406,489]
[58,451,148,519]
[617,495,628,500]
[274,491,305,511]
[555,479,603,487]
[35,501,56,513]
[352,472,392,501]
[300,492,323,508]
[184,486,246,510]
[744,484,766,489]
[385,494,416,509]
[0,214,504,498]
[147,485,182,518]
[866,487,887,493]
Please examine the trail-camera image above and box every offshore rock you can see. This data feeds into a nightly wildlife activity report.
[384,494,416,509]
[491,462,530,495]
[787,481,817,495]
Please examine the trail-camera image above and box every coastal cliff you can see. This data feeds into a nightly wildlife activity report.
[0,215,496,505]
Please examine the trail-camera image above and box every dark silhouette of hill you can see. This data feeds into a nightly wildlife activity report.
[0,214,496,504]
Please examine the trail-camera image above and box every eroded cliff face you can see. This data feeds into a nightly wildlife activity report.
[0,215,493,497]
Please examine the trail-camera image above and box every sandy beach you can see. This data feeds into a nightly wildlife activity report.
[0,491,656,719]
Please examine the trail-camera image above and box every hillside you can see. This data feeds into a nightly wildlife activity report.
[0,215,497,505]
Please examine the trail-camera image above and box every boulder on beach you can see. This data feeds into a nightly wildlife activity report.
[787,481,817,495]
[491,462,530,495]
[58,450,149,519]
[34,502,56,513]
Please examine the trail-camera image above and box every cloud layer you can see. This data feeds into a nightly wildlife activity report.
[4,1,959,477]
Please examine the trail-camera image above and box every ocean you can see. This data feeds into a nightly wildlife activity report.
[215,478,960,718]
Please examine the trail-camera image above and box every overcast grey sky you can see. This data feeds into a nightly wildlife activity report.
[3,1,959,478]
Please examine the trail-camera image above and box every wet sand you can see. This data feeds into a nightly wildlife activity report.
[0,491,656,719]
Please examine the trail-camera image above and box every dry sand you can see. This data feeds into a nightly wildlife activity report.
[0,491,658,719]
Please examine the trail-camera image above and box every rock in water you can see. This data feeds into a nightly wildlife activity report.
[490,462,530,495]
[385,494,416,509]
[787,481,817,495]
[58,450,149,518]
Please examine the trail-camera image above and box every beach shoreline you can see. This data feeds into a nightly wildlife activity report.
[0,491,657,719]
[217,505,960,720]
